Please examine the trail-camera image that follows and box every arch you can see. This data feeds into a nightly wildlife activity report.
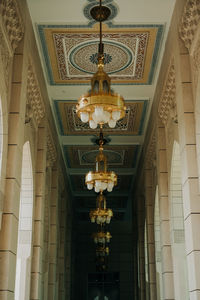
[169,141,189,299]
[15,141,33,300]
[154,185,163,299]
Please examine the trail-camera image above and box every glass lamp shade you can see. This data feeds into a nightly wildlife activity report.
[86,172,117,193]
[89,209,113,225]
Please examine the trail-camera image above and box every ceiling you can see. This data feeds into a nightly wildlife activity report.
[27,0,176,221]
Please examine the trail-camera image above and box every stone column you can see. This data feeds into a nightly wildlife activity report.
[0,42,25,300]
[157,122,174,300]
[176,40,200,300]
[144,169,157,300]
[30,122,47,300]
[58,195,66,300]
[48,167,59,300]
[137,194,146,300]
[65,212,72,300]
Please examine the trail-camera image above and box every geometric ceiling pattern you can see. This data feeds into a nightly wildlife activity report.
[54,100,148,135]
[63,145,138,168]
[38,23,163,85]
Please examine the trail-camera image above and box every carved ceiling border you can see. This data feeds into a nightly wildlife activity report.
[179,0,200,51]
[158,58,176,126]
[26,61,45,126]
[0,0,24,52]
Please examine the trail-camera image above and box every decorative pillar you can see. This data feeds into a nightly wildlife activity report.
[47,167,59,300]
[144,168,157,300]
[157,121,174,300]
[58,193,66,300]
[30,121,47,300]
[177,13,200,296]
[0,44,25,299]
[137,193,146,300]
[65,212,72,300]
[0,2,24,294]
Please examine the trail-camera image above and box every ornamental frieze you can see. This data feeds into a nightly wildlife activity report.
[26,62,45,126]
[179,0,200,51]
[0,0,24,52]
[158,59,176,126]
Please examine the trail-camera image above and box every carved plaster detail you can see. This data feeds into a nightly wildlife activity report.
[145,131,156,169]
[0,27,11,89]
[179,0,200,51]
[47,128,57,166]
[26,62,45,126]
[0,0,24,51]
[158,60,177,125]
[191,37,200,90]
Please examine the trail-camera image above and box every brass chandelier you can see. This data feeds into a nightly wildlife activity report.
[92,230,112,244]
[76,0,126,129]
[76,0,127,271]
[85,129,117,193]
[96,245,110,257]
[89,192,113,225]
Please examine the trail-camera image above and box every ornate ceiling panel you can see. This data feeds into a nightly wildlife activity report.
[27,0,176,225]
[38,23,163,85]
[55,100,147,135]
[64,145,139,168]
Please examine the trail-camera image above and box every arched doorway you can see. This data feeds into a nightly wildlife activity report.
[15,141,33,300]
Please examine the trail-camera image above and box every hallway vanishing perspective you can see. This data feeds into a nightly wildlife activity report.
[0,0,200,299]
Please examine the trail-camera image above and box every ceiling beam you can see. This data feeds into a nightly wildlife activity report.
[61,135,143,145]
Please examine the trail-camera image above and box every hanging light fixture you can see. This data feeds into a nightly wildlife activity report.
[95,255,108,272]
[89,192,113,225]
[92,230,112,244]
[96,245,110,257]
[76,0,126,129]
[85,129,117,193]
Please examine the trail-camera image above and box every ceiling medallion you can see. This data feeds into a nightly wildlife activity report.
[76,0,126,129]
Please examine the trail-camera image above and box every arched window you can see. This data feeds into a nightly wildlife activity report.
[154,186,163,299]
[170,141,189,299]
[15,141,33,300]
